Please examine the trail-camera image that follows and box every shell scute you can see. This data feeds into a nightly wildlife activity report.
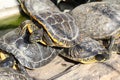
[53,14,63,23]
[46,16,56,25]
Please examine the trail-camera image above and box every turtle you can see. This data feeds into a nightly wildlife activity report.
[0,67,33,80]
[0,23,61,69]
[18,0,80,48]
[61,37,109,63]
[70,2,120,52]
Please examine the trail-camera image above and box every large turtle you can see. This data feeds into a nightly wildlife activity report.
[18,0,80,48]
[0,23,61,69]
[0,67,32,80]
[70,2,120,51]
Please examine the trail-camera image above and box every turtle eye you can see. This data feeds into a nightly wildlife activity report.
[95,54,105,61]
[95,53,109,61]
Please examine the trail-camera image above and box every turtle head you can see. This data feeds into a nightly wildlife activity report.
[62,38,110,63]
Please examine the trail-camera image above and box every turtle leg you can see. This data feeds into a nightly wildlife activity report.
[0,54,27,73]
[61,37,109,63]
[27,23,55,46]
[0,52,20,70]
[19,20,49,45]
[41,31,55,46]
[29,27,47,45]
[0,55,14,68]
[15,61,28,74]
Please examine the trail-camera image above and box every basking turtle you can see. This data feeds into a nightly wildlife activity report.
[71,2,120,51]
[61,37,109,63]
[0,23,61,69]
[0,67,32,80]
[18,0,80,48]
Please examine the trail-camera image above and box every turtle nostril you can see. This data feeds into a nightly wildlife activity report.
[95,53,110,61]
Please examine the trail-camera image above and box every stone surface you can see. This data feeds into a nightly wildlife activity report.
[27,53,120,80]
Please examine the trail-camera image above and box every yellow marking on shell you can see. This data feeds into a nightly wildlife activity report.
[18,0,29,15]
[31,15,69,47]
[36,40,47,45]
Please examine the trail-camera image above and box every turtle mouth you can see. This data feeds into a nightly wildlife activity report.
[78,53,109,64]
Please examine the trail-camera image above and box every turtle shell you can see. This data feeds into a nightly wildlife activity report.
[19,0,80,47]
[0,67,32,80]
[61,37,109,63]
[0,27,61,69]
[71,2,120,39]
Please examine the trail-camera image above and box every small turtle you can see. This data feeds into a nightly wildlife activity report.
[61,37,109,63]
[71,2,120,51]
[0,23,61,69]
[0,67,32,80]
[18,0,80,48]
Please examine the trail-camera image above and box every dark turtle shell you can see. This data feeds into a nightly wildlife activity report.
[0,26,61,69]
[18,0,80,47]
[71,2,120,39]
[0,67,32,80]
[61,37,109,63]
